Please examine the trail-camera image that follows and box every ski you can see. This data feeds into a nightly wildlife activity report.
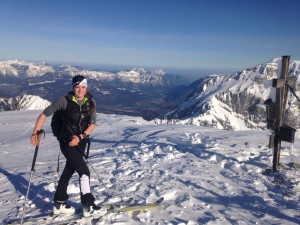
[112,197,164,213]
[102,196,134,209]
[6,197,134,225]
[6,197,163,224]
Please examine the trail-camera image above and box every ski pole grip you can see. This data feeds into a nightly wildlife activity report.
[31,129,44,172]
[35,129,45,145]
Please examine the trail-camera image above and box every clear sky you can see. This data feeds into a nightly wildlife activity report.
[0,0,299,80]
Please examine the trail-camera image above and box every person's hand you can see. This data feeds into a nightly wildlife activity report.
[69,135,80,146]
[30,130,44,146]
[30,133,38,146]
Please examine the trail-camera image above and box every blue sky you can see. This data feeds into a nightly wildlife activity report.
[0,0,299,80]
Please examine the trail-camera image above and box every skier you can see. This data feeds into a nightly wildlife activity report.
[30,75,106,217]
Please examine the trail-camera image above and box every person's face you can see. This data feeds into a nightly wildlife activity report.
[73,85,87,100]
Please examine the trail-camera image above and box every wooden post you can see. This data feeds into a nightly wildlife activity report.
[273,56,290,172]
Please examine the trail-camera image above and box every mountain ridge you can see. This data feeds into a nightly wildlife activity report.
[163,57,300,130]
[0,59,188,86]
[0,59,190,120]
[0,94,50,111]
[2,57,300,130]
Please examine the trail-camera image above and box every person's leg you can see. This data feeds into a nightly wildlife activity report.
[53,142,77,214]
[54,162,75,202]
[71,143,107,217]
[54,141,106,217]
[60,142,95,206]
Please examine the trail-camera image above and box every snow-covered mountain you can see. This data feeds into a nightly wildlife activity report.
[0,60,54,78]
[164,57,300,130]
[3,57,300,130]
[0,95,50,111]
[0,59,190,119]
[0,60,188,87]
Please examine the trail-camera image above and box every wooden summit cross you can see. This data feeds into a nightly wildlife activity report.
[264,56,297,172]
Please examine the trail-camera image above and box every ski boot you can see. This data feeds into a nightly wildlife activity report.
[83,204,108,217]
[53,202,76,215]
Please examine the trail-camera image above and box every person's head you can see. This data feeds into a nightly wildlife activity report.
[72,75,87,100]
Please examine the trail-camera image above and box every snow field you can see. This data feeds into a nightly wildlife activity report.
[0,110,299,224]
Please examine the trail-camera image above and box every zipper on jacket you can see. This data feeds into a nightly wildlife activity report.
[78,101,83,134]
[73,96,89,134]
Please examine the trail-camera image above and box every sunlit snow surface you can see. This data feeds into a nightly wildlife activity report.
[0,110,299,224]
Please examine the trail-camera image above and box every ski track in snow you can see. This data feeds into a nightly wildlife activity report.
[0,110,300,225]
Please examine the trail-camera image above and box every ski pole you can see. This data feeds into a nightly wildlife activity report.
[77,140,136,203]
[76,143,115,197]
[76,144,106,185]
[55,152,60,189]
[20,129,45,225]
[84,153,116,197]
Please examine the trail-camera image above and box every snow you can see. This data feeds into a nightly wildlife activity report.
[0,110,300,225]
[164,57,300,130]
[28,81,56,86]
[17,95,51,110]
[0,59,187,87]
[0,95,51,111]
[190,96,250,130]
[0,60,53,77]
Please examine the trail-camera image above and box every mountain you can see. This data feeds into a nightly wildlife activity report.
[0,60,188,86]
[0,95,51,111]
[0,59,190,120]
[164,57,300,130]
[0,60,54,79]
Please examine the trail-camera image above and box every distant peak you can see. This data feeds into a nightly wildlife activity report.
[132,68,147,74]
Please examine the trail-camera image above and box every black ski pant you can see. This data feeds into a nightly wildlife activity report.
[54,140,95,206]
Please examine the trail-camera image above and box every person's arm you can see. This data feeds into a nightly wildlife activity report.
[82,123,95,136]
[83,97,97,137]
[83,98,97,136]
[30,113,47,145]
[30,97,67,146]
